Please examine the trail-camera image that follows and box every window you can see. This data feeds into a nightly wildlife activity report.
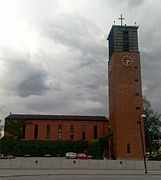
[58,125,62,140]
[123,31,129,51]
[134,79,139,82]
[22,124,26,139]
[127,143,131,153]
[82,126,86,141]
[135,93,140,96]
[70,125,74,140]
[46,124,50,139]
[34,124,38,139]
[94,126,97,139]
[136,107,140,110]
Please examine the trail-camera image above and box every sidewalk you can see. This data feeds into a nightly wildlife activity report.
[0,169,161,177]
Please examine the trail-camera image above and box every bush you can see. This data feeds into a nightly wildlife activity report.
[147,154,156,160]
[155,154,161,160]
[88,136,109,159]
[0,137,88,157]
[147,152,161,161]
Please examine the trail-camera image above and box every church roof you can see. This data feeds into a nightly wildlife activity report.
[5,114,108,122]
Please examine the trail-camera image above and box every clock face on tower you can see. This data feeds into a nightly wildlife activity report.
[121,55,133,66]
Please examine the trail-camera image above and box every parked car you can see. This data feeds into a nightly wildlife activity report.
[77,153,92,160]
[65,152,77,159]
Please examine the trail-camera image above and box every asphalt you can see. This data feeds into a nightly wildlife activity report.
[0,169,161,177]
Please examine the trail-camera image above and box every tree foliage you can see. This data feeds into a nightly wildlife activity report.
[88,136,109,159]
[143,97,161,153]
[5,119,30,140]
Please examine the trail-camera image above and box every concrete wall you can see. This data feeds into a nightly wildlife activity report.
[0,158,161,170]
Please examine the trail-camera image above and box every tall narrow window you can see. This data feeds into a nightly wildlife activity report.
[46,124,50,139]
[22,124,26,139]
[134,79,139,82]
[94,126,97,139]
[135,93,140,96]
[127,143,131,153]
[58,125,62,140]
[34,124,38,139]
[123,31,129,51]
[82,125,86,141]
[70,125,74,140]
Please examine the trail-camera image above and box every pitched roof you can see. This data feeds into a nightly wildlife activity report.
[5,114,108,122]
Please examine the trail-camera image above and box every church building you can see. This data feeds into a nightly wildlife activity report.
[4,16,146,159]
[5,114,110,141]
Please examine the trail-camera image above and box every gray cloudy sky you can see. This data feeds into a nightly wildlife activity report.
[0,0,161,120]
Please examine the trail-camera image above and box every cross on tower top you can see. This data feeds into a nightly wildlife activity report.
[118,14,125,26]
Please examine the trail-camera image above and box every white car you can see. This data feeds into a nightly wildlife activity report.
[65,152,77,159]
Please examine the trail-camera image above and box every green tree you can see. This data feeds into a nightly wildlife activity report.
[5,119,30,140]
[143,97,161,153]
[88,136,109,159]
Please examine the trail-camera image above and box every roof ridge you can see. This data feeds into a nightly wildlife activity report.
[5,114,108,121]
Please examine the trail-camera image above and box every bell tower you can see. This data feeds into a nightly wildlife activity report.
[107,16,145,159]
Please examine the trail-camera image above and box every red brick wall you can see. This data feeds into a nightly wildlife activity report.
[108,52,145,159]
[24,120,109,141]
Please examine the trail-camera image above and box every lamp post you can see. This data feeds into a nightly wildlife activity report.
[138,114,148,174]
[0,119,2,156]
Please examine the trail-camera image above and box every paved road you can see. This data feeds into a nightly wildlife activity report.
[0,169,160,180]
[0,174,161,180]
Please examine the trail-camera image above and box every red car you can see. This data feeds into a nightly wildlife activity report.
[76,153,92,159]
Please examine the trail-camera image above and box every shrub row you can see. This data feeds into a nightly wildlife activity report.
[0,136,109,158]
[0,137,88,157]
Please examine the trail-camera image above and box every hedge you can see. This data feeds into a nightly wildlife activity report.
[147,152,161,161]
[0,137,109,158]
[0,137,88,157]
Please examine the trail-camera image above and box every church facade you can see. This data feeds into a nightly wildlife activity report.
[4,20,145,159]
[5,114,110,141]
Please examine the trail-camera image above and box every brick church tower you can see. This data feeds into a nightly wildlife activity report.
[107,18,145,159]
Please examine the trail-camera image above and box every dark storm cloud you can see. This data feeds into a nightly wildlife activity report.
[17,71,49,97]
[0,48,52,98]
[14,60,62,98]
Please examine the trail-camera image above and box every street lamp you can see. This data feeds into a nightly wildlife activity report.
[0,119,3,157]
[138,114,148,174]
